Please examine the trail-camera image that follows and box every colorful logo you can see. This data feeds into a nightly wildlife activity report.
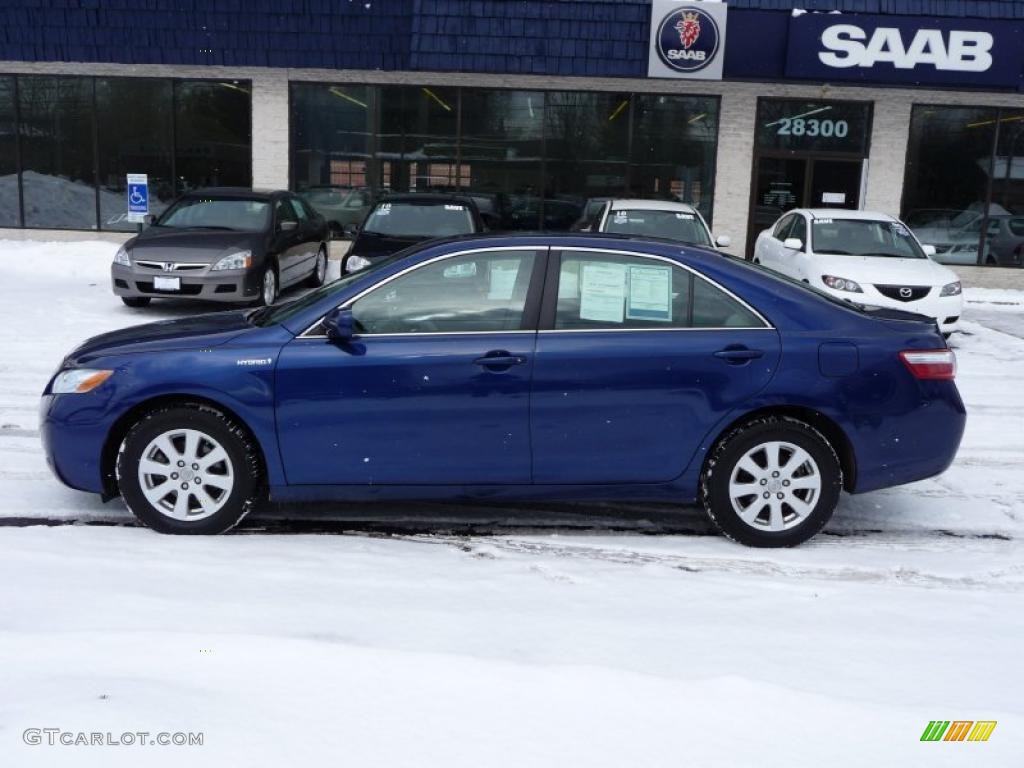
[920,721,997,742]
[656,6,720,73]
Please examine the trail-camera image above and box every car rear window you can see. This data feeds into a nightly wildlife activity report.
[1009,218,1024,236]
[363,201,475,238]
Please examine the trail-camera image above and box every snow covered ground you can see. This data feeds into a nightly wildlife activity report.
[0,240,1022,766]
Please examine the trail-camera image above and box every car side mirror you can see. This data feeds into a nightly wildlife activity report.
[783,237,803,251]
[922,244,937,256]
[715,234,731,248]
[142,214,156,227]
[343,223,359,238]
[323,307,354,342]
[279,220,298,233]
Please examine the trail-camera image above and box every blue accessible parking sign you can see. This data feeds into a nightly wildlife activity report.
[126,173,149,220]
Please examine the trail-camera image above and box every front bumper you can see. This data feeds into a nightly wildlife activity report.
[821,285,963,333]
[112,263,261,303]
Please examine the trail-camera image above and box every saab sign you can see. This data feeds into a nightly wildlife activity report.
[648,1,727,80]
[786,13,1024,88]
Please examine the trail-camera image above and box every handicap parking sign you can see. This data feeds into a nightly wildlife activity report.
[126,173,149,215]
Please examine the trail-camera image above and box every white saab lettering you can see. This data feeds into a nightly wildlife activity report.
[667,49,706,62]
[818,24,993,72]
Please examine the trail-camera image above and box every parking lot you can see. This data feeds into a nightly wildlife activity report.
[0,239,1021,766]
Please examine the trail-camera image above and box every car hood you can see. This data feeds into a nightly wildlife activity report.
[809,254,957,286]
[350,232,430,259]
[65,311,254,365]
[129,228,259,265]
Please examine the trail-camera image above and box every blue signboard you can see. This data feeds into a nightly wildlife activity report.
[126,173,149,216]
[784,13,1024,89]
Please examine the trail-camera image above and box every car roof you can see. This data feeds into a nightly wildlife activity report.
[187,187,282,200]
[608,199,699,213]
[377,192,478,207]
[796,209,898,222]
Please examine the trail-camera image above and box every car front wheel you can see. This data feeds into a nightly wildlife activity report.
[307,245,327,287]
[701,417,842,547]
[256,263,278,306]
[117,404,264,534]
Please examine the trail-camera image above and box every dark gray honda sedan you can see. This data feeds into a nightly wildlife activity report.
[112,188,330,308]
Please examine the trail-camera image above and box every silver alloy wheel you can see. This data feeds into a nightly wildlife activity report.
[137,428,235,521]
[263,268,277,305]
[316,248,326,282]
[728,440,821,532]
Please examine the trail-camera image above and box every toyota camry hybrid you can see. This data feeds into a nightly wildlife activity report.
[41,234,965,547]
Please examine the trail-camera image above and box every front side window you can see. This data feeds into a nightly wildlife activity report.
[362,201,475,238]
[811,218,925,259]
[554,251,764,330]
[601,209,711,246]
[788,215,807,247]
[352,250,537,334]
[157,198,269,232]
[275,198,298,225]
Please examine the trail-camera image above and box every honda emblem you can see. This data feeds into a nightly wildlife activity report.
[163,262,174,272]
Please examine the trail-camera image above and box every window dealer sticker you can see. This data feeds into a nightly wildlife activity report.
[444,204,464,211]
[814,218,834,225]
[675,213,695,220]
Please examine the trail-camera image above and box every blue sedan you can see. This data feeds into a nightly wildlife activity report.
[40,234,965,546]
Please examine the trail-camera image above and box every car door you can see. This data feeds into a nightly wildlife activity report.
[290,195,321,276]
[758,215,793,271]
[272,197,305,287]
[777,213,809,280]
[530,248,781,484]
[275,247,546,485]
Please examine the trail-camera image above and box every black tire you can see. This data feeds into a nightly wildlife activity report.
[700,416,842,547]
[121,297,151,308]
[255,262,278,307]
[307,244,327,287]
[117,404,265,534]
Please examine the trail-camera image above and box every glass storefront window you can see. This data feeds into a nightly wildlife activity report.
[0,76,18,227]
[18,76,96,229]
[96,78,174,230]
[756,99,871,155]
[632,94,719,220]
[902,106,1001,265]
[291,83,371,192]
[377,85,458,193]
[174,80,252,195]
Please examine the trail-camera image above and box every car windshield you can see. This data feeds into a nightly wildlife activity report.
[157,198,269,232]
[247,249,412,328]
[362,201,475,238]
[602,209,711,246]
[811,218,925,259]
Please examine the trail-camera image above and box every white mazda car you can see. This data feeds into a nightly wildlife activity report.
[752,209,963,335]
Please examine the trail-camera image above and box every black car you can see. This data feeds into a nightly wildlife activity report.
[343,193,485,274]
[112,188,330,308]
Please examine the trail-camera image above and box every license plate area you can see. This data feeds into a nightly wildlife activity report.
[153,276,181,291]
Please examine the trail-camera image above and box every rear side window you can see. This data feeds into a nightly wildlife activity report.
[1008,218,1024,236]
[554,251,766,330]
[276,198,298,224]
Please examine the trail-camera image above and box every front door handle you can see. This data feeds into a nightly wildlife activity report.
[474,351,527,369]
[714,347,764,364]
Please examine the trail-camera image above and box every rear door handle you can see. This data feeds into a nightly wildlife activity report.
[474,352,527,369]
[714,347,764,364]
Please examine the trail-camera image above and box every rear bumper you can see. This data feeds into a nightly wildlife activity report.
[112,263,261,303]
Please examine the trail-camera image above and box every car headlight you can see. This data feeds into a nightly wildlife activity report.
[51,369,114,394]
[211,250,253,271]
[940,281,962,297]
[821,275,863,293]
[346,254,372,273]
[113,246,130,266]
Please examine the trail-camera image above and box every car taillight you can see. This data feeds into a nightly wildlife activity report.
[899,349,956,380]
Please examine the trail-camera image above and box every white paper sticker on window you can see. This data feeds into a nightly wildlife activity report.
[443,262,477,278]
[813,218,834,225]
[579,262,626,323]
[675,213,695,220]
[444,204,464,211]
[613,211,629,222]
[626,264,672,322]
[487,260,520,300]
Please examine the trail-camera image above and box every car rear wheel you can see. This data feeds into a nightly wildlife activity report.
[117,404,264,534]
[701,417,841,547]
[307,245,327,287]
[257,264,278,306]
[121,297,151,308]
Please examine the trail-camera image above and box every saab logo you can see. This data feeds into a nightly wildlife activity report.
[819,25,994,72]
[920,720,997,742]
[656,6,720,73]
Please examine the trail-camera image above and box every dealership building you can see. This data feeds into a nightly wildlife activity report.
[0,0,1021,257]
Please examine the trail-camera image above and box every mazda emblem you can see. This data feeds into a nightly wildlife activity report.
[899,287,912,298]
